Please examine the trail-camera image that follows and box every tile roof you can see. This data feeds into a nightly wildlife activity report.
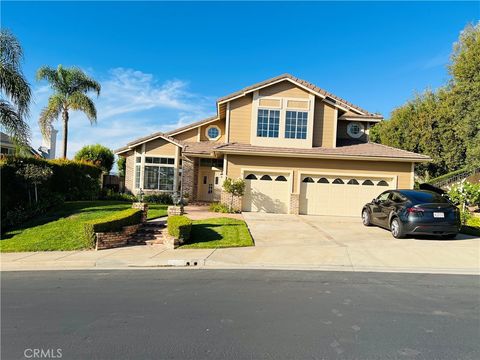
[215,142,430,161]
[183,141,224,155]
[114,131,184,154]
[165,116,218,136]
[217,73,375,115]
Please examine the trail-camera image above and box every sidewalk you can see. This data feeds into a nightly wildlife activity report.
[2,242,479,274]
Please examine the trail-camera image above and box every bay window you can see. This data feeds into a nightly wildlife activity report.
[135,156,175,191]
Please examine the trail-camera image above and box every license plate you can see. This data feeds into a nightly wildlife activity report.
[433,212,444,218]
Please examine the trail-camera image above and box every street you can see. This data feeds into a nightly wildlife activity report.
[2,270,479,360]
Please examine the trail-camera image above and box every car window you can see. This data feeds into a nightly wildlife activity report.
[377,192,390,202]
[404,191,449,204]
[390,192,406,203]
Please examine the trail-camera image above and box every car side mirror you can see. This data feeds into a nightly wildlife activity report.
[372,198,379,204]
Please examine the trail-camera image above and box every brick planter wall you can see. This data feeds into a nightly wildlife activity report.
[132,202,148,223]
[220,190,243,212]
[168,205,184,216]
[95,224,142,250]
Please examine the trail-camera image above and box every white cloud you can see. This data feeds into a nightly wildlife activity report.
[28,67,215,159]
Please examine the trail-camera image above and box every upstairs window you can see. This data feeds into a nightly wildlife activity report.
[206,125,221,140]
[285,111,308,139]
[257,109,280,138]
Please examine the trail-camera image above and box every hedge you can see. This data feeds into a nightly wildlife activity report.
[1,156,102,230]
[428,168,468,185]
[167,215,192,241]
[83,208,143,247]
[143,193,173,205]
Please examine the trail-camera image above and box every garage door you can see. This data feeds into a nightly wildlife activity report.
[299,175,395,216]
[243,172,290,213]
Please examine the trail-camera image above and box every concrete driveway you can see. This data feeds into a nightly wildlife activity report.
[206,213,480,274]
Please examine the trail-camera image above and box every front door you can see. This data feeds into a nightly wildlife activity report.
[199,169,222,202]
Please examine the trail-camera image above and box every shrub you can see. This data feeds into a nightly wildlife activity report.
[448,182,480,207]
[167,215,192,240]
[100,189,136,202]
[143,193,173,205]
[74,144,115,173]
[1,156,102,230]
[83,208,142,247]
[223,177,245,212]
[209,202,231,213]
[3,192,64,230]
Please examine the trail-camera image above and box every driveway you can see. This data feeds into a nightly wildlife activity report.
[206,213,480,273]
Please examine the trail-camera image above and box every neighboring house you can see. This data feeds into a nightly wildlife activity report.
[116,74,430,216]
[1,126,57,159]
[1,132,41,157]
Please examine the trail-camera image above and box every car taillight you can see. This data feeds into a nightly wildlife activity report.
[407,207,424,216]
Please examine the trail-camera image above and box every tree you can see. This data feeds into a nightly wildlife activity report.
[117,156,126,177]
[370,22,480,178]
[74,144,114,173]
[36,65,101,158]
[16,164,53,203]
[222,177,245,212]
[0,29,31,146]
[448,23,480,169]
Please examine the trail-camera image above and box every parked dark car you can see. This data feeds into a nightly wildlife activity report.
[361,190,461,239]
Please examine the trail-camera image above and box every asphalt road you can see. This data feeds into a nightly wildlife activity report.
[1,270,479,360]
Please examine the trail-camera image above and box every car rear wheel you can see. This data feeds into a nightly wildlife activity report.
[390,217,405,239]
[362,209,371,226]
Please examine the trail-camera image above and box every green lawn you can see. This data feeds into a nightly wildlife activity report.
[180,217,254,249]
[0,201,168,252]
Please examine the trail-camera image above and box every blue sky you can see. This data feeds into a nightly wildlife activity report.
[3,1,478,159]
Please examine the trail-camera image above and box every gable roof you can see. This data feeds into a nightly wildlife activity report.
[114,132,184,154]
[166,116,219,136]
[217,73,376,116]
[165,73,381,137]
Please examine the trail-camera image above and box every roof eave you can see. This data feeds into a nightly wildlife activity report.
[215,149,431,163]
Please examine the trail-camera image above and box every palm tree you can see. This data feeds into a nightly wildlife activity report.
[36,65,101,158]
[0,29,31,146]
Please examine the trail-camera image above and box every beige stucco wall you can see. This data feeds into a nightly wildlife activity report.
[312,102,336,148]
[174,128,198,142]
[144,138,177,156]
[226,81,339,148]
[229,94,253,143]
[199,119,226,142]
[258,81,310,98]
[226,154,413,193]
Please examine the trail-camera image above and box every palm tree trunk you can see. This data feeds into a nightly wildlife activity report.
[62,108,69,158]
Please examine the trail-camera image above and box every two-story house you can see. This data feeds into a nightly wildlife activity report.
[115,74,430,216]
